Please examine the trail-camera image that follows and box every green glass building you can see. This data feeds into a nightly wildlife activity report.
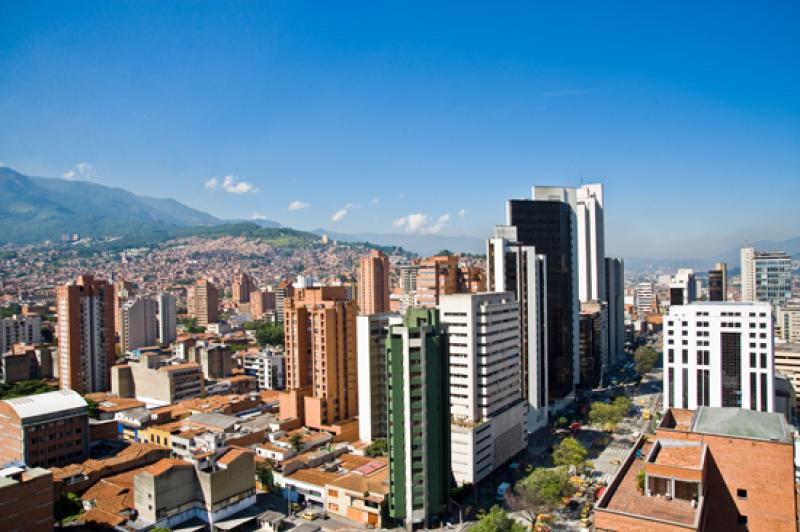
[387,308,451,529]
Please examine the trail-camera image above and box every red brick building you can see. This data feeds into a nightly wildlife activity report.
[0,465,53,532]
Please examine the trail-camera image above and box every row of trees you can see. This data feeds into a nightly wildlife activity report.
[243,321,284,346]
[588,396,632,430]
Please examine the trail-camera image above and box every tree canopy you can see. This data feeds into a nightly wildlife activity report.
[634,345,659,374]
[0,380,56,400]
[366,438,388,457]
[552,437,588,468]
[255,323,284,347]
[472,505,526,532]
[514,467,575,525]
[589,396,632,430]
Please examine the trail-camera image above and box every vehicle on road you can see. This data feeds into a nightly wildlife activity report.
[496,482,511,501]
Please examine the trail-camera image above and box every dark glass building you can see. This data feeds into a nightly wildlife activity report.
[507,199,577,403]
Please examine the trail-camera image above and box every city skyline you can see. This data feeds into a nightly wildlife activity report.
[1,3,798,258]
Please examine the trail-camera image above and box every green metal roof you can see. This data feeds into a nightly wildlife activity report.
[691,407,791,442]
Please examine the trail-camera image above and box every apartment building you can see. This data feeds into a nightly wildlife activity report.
[280,287,358,434]
[249,289,276,319]
[578,300,608,389]
[1,344,56,384]
[358,250,391,315]
[188,343,233,379]
[635,281,656,317]
[57,274,116,394]
[386,309,450,529]
[119,297,158,353]
[157,293,177,345]
[0,389,89,467]
[356,313,401,443]
[740,247,793,306]
[187,279,219,327]
[487,225,549,431]
[663,302,774,412]
[0,465,53,532]
[242,349,285,390]
[232,272,255,304]
[439,293,527,485]
[670,269,697,306]
[776,302,800,342]
[709,262,728,302]
[414,255,459,308]
[0,314,41,355]
[775,343,800,409]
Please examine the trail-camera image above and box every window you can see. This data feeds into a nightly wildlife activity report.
[682,349,688,364]
[737,514,748,525]
[668,349,674,363]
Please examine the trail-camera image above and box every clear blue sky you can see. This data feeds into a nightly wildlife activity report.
[1,1,798,258]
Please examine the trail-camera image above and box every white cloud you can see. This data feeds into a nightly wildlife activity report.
[344,202,360,209]
[288,200,310,211]
[393,213,450,234]
[251,213,267,220]
[204,177,218,190]
[63,162,96,181]
[331,209,347,222]
[458,208,467,217]
[221,175,256,194]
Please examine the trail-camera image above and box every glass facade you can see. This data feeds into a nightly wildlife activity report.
[721,332,742,407]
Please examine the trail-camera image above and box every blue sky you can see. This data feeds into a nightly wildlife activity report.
[1,1,798,258]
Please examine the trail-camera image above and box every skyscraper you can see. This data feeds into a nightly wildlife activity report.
[387,309,450,529]
[56,275,116,394]
[574,184,606,302]
[231,272,254,304]
[157,293,177,345]
[440,292,527,485]
[507,190,578,405]
[486,225,549,430]
[119,298,158,352]
[708,262,728,302]
[187,279,219,327]
[604,257,625,363]
[578,300,608,389]
[358,250,391,315]
[740,247,793,306]
[279,287,357,432]
[414,255,459,308]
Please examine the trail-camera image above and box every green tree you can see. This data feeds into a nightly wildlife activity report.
[513,467,575,527]
[589,401,624,430]
[366,438,388,457]
[0,380,57,400]
[178,317,205,334]
[54,492,83,524]
[634,345,659,374]
[84,397,100,419]
[552,437,588,469]
[0,303,22,318]
[40,327,54,343]
[612,396,632,419]
[472,505,526,532]
[289,432,304,453]
[256,461,274,491]
[256,323,284,347]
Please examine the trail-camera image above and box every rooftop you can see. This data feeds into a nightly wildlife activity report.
[2,389,87,419]
[187,412,239,431]
[651,440,704,469]
[691,407,791,442]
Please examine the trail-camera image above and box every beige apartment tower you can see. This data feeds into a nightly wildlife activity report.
[187,279,219,327]
[358,250,391,315]
[280,287,357,431]
[56,275,116,394]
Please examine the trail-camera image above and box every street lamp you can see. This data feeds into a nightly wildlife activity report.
[450,498,464,525]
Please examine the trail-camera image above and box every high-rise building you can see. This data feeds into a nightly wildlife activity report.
[356,313,402,443]
[605,257,625,364]
[578,301,608,389]
[486,225,549,430]
[119,298,158,353]
[157,293,177,345]
[113,279,133,342]
[439,293,527,485]
[0,314,42,355]
[635,282,655,317]
[508,189,578,405]
[709,262,728,302]
[741,247,793,306]
[776,302,800,343]
[414,255,459,308]
[56,274,116,394]
[279,287,357,431]
[186,279,219,327]
[232,272,254,304]
[387,309,450,529]
[663,302,774,412]
[574,184,606,302]
[669,269,697,306]
[274,280,293,323]
[358,250,391,315]
[249,289,276,319]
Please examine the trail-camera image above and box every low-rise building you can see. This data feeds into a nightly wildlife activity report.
[0,465,53,532]
[0,389,89,467]
[111,353,205,406]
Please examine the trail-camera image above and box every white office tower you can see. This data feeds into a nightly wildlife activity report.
[356,313,402,443]
[669,269,697,306]
[740,246,793,306]
[439,292,528,485]
[605,258,625,364]
[635,282,655,316]
[487,226,549,431]
[119,298,158,352]
[663,302,774,412]
[575,184,606,302]
[157,293,177,345]
[0,314,42,355]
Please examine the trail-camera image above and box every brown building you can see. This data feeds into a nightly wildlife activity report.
[187,279,219,327]
[249,289,276,318]
[358,250,391,315]
[414,255,459,307]
[280,287,357,431]
[595,407,797,532]
[458,265,487,294]
[232,272,255,304]
[0,465,53,532]
[0,389,89,468]
[57,274,116,394]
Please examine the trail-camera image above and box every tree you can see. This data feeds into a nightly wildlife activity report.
[634,345,659,374]
[0,303,21,318]
[54,492,83,525]
[178,317,205,334]
[472,505,526,532]
[589,401,627,430]
[289,432,304,453]
[552,437,587,469]
[612,396,632,419]
[84,397,100,419]
[256,323,284,347]
[0,380,57,400]
[366,438,388,457]
[513,467,575,527]
[256,461,274,491]
[40,327,54,343]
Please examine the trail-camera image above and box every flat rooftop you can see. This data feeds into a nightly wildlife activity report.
[691,407,791,442]
[651,441,704,469]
